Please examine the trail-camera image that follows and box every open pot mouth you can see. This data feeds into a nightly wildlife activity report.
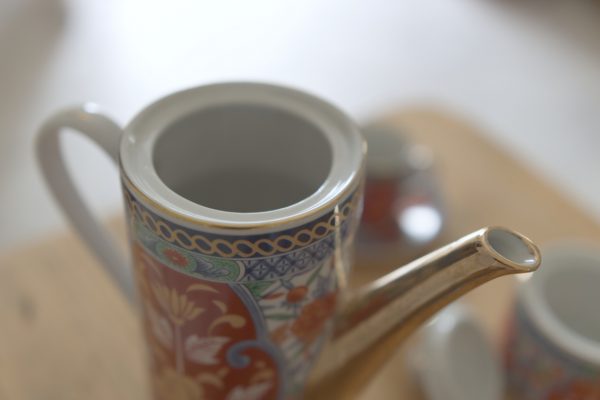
[120,82,365,232]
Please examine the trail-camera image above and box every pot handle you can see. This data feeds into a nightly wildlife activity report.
[36,104,135,304]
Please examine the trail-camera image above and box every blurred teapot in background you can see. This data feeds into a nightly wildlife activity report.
[357,123,446,267]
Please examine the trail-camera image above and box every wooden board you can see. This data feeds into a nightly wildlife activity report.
[1,109,599,400]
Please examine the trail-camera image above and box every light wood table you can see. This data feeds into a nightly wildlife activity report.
[1,109,599,399]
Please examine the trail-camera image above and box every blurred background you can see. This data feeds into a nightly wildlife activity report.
[3,2,600,399]
[1,0,600,250]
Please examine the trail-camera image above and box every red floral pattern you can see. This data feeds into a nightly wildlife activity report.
[163,249,188,267]
[286,286,308,304]
[133,244,278,400]
[124,183,356,399]
[290,293,337,344]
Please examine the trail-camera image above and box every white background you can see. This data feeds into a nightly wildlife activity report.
[1,0,600,251]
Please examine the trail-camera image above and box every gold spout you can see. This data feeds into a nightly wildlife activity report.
[306,227,540,399]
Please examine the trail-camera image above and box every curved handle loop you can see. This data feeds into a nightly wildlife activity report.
[36,104,135,304]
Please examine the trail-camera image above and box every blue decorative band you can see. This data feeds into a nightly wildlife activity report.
[123,185,360,258]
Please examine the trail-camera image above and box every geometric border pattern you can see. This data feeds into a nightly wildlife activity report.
[123,185,360,258]
[132,218,338,283]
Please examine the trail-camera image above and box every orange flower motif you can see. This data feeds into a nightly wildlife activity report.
[155,243,195,272]
[290,293,337,344]
[286,286,308,304]
[163,249,188,267]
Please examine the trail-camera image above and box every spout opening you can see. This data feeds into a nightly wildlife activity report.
[483,227,541,272]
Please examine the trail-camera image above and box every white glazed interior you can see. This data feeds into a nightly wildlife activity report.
[120,82,364,230]
[486,228,539,267]
[520,244,600,365]
[153,104,332,213]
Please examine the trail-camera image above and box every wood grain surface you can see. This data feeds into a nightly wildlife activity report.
[1,109,599,399]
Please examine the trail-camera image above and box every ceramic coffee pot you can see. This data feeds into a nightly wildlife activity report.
[37,82,540,399]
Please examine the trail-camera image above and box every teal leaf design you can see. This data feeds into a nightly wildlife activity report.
[134,220,155,243]
[203,258,241,281]
[244,280,275,299]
